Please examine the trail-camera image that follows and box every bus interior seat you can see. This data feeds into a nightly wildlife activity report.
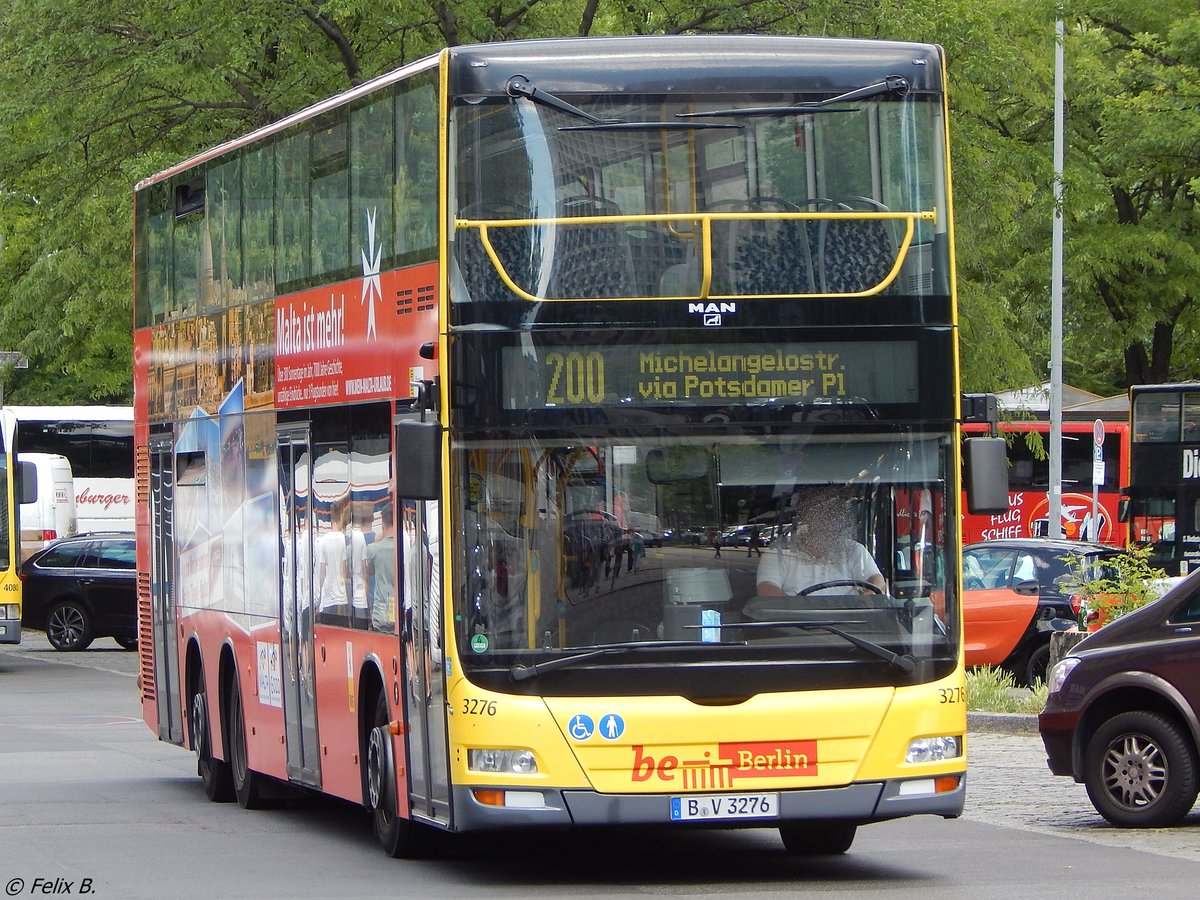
[712,198,816,295]
[548,195,636,299]
[659,255,701,296]
[627,225,687,296]
[454,203,536,302]
[816,199,898,294]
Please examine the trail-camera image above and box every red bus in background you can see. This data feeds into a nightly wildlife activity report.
[962,420,1129,547]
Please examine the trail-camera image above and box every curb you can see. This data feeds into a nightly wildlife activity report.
[967,711,1039,735]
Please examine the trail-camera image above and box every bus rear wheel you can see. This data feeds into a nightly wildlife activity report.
[779,822,857,855]
[367,693,429,857]
[192,687,233,802]
[227,672,267,809]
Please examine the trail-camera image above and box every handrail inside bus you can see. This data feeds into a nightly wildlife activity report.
[454,208,936,303]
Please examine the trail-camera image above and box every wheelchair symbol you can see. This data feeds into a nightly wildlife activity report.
[568,714,595,741]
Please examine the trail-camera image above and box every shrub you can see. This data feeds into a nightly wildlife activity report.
[1065,547,1168,629]
[966,666,1048,713]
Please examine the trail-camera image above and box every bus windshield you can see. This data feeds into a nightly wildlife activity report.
[452,431,953,695]
[452,89,943,302]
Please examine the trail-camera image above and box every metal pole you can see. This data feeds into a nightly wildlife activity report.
[1048,14,1065,538]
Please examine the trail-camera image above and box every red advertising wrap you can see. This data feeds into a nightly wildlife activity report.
[963,491,1120,544]
[275,263,438,409]
[960,421,1129,548]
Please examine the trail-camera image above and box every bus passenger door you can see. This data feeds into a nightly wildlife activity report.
[396,416,452,826]
[148,435,183,744]
[277,426,321,787]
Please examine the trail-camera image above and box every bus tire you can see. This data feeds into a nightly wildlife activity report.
[192,686,234,803]
[779,822,857,855]
[367,692,429,858]
[227,671,267,810]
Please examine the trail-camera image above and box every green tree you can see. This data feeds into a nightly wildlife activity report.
[6,0,1191,402]
[1060,2,1200,391]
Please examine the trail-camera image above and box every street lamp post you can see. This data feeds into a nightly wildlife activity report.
[1048,14,1066,538]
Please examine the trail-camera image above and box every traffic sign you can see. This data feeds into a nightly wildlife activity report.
[1093,418,1104,447]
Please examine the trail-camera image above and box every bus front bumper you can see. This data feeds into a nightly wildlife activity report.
[0,617,21,644]
[451,774,965,831]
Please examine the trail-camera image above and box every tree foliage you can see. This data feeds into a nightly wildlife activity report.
[1060,1,1200,390]
[0,0,1195,402]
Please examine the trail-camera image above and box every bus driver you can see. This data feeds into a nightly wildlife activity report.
[756,486,887,597]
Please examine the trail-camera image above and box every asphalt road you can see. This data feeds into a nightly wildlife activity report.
[3,631,1199,899]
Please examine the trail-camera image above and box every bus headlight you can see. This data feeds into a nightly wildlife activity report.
[467,748,538,774]
[905,736,962,763]
[0,603,18,619]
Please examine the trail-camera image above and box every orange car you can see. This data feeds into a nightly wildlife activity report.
[961,539,1118,686]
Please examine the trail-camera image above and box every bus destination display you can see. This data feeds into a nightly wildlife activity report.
[502,341,919,409]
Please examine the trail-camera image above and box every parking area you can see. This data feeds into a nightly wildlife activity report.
[965,728,1200,861]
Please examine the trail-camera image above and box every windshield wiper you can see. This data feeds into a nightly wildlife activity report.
[507,75,742,132]
[559,122,742,132]
[678,75,910,119]
[732,619,917,674]
[509,639,742,682]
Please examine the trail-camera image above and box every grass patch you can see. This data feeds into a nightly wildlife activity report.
[966,666,1048,714]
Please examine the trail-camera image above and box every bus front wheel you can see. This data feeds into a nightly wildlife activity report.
[779,822,857,855]
[367,693,430,858]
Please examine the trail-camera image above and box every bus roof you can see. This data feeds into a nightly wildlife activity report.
[135,34,944,192]
[448,34,944,96]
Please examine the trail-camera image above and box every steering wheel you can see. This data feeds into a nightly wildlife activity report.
[797,579,883,596]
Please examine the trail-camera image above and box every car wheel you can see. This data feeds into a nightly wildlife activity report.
[1022,641,1052,687]
[779,822,857,854]
[115,636,138,651]
[45,600,94,651]
[1083,710,1199,828]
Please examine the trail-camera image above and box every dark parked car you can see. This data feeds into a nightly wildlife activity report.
[20,533,137,651]
[1040,571,1200,827]
[962,538,1119,686]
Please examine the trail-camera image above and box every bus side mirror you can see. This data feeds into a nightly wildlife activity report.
[1118,498,1130,522]
[394,419,441,501]
[964,436,1009,515]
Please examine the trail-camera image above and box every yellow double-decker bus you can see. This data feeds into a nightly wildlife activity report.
[133,35,1005,857]
[0,408,22,643]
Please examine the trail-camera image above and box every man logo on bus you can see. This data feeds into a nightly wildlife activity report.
[688,302,736,327]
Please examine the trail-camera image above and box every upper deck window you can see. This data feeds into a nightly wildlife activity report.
[451,89,944,303]
[1134,392,1183,443]
[134,72,438,329]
